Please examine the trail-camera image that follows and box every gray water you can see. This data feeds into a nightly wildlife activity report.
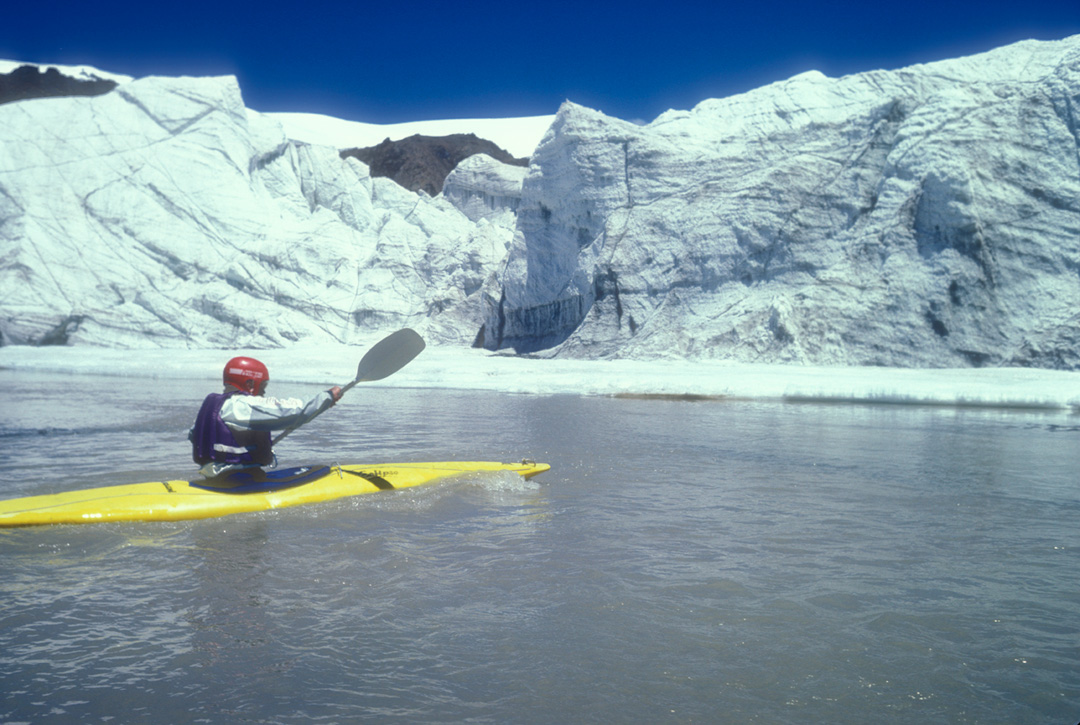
[0,369,1077,724]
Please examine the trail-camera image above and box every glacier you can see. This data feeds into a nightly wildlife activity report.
[0,73,515,348]
[442,153,527,225]
[480,36,1080,368]
[267,112,555,160]
[3,35,1080,372]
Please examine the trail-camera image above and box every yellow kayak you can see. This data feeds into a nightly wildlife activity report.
[0,460,551,527]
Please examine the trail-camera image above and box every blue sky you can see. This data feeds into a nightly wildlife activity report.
[5,1,1080,124]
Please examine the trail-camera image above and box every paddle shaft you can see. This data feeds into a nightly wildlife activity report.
[270,329,425,446]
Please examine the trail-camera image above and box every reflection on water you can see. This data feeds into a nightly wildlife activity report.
[1,369,1078,723]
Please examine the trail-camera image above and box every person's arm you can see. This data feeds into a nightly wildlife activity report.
[221,389,339,432]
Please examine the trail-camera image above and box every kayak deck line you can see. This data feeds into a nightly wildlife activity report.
[341,469,395,490]
[0,460,551,528]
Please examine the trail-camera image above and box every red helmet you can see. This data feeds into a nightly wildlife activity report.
[223,356,269,395]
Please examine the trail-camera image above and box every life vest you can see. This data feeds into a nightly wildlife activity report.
[190,391,273,466]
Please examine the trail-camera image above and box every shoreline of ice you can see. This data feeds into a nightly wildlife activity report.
[3,343,1080,413]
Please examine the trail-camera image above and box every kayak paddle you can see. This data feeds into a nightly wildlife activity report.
[271,328,426,445]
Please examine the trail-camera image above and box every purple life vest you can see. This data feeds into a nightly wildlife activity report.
[190,391,273,466]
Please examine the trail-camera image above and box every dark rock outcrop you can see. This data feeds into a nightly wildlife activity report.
[0,65,117,106]
[340,133,528,196]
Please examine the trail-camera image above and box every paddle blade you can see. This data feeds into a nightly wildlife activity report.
[355,328,426,382]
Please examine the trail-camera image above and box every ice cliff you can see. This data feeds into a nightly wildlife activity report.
[480,36,1080,367]
[0,74,513,348]
[3,36,1080,369]
[442,154,526,225]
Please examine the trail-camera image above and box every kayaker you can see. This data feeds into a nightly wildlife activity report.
[189,356,342,477]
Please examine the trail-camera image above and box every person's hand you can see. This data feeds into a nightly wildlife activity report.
[329,386,343,403]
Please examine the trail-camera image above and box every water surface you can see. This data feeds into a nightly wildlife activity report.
[1,370,1077,723]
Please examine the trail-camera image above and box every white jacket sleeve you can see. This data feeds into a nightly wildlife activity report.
[220,391,334,432]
